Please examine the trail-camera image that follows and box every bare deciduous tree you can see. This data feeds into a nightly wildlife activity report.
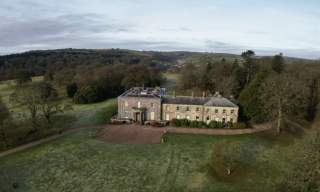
[10,84,41,131]
[261,73,308,133]
[0,96,10,147]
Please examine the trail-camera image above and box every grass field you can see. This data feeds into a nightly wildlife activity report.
[0,128,293,192]
[0,76,117,151]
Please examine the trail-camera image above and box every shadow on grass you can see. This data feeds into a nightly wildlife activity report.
[254,128,305,147]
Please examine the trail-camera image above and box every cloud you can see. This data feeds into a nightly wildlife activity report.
[205,40,244,53]
[0,0,319,59]
[0,13,134,50]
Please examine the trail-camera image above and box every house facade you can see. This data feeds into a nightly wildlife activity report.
[117,87,239,124]
[117,87,163,123]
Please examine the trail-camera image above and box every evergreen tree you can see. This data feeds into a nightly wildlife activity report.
[241,50,258,85]
[15,70,32,85]
[66,83,78,98]
[239,71,269,123]
[180,63,198,89]
[272,53,285,74]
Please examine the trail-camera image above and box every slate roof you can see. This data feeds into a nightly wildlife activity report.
[204,97,238,108]
[119,87,238,108]
[119,87,165,99]
[163,95,238,108]
[162,96,210,105]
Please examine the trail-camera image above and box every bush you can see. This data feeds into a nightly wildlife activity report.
[189,120,199,128]
[208,121,217,128]
[170,119,247,129]
[73,85,103,104]
[180,119,190,127]
[15,70,32,85]
[208,121,227,129]
[66,83,78,98]
[232,122,247,129]
[170,119,182,127]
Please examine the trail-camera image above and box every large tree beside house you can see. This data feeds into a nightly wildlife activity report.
[260,73,308,133]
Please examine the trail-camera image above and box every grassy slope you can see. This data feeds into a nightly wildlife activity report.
[65,99,117,128]
[0,128,291,192]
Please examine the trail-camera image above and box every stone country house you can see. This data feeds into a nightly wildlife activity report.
[117,87,239,125]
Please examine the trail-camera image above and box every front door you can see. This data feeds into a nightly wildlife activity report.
[134,112,145,124]
[150,112,155,121]
[166,114,170,121]
[134,112,140,122]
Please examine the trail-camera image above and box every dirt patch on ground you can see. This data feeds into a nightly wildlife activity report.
[97,124,166,144]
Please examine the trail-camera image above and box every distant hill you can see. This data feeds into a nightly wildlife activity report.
[0,48,315,81]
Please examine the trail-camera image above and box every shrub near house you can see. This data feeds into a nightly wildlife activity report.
[170,119,247,129]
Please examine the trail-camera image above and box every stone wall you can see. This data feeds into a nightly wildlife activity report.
[118,97,162,121]
[118,96,239,123]
[203,106,239,123]
[162,104,204,121]
[162,104,239,123]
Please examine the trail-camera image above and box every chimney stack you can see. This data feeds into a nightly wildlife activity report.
[202,91,206,98]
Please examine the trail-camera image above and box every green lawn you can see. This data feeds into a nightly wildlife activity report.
[0,128,291,192]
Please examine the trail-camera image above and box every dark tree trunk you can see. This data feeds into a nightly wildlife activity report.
[0,126,8,148]
[30,108,38,131]
[307,79,319,121]
[277,98,282,134]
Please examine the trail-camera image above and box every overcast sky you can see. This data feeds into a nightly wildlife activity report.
[0,0,319,59]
